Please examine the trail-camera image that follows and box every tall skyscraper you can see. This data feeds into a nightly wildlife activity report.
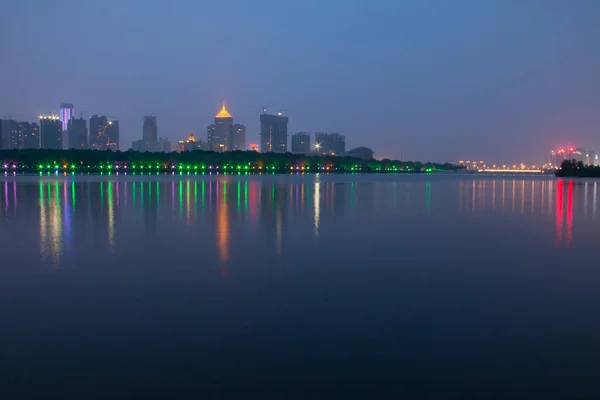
[21,122,40,149]
[232,124,246,151]
[291,132,311,153]
[314,132,345,155]
[59,103,74,132]
[89,115,112,150]
[143,115,158,145]
[207,103,233,152]
[0,119,18,149]
[40,115,62,149]
[107,120,119,151]
[68,118,88,149]
[207,124,216,149]
[260,112,288,153]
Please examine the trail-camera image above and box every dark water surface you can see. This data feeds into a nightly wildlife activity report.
[1,174,599,398]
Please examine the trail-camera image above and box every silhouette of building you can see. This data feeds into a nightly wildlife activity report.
[40,115,62,149]
[232,124,246,151]
[207,103,234,152]
[249,143,259,152]
[143,115,158,146]
[345,146,374,160]
[89,115,110,150]
[207,124,216,149]
[131,139,148,152]
[59,103,74,132]
[21,122,40,149]
[315,132,345,155]
[0,119,18,149]
[68,117,88,149]
[151,137,172,152]
[106,120,119,151]
[178,133,205,152]
[291,132,310,153]
[260,112,288,153]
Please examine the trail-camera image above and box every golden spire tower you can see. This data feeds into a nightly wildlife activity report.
[215,101,232,119]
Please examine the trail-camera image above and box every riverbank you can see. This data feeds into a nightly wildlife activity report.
[555,160,600,178]
[0,149,462,174]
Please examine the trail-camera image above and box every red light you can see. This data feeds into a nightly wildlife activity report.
[569,148,574,152]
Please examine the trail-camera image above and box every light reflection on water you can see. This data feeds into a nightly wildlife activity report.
[0,175,597,268]
[3,174,600,396]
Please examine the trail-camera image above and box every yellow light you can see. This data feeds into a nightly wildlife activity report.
[108,121,112,125]
[479,169,543,173]
[215,102,232,118]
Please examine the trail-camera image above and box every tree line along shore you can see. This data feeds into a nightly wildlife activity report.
[0,149,461,173]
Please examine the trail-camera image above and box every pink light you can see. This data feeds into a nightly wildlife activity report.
[12,165,16,169]
[209,165,213,169]
[124,165,128,169]
[171,165,175,169]
[115,165,119,169]
[2,164,7,169]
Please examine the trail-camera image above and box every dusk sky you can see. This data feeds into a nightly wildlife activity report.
[1,0,599,163]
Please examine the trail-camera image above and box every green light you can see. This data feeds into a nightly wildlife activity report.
[237,180,241,210]
[38,164,43,169]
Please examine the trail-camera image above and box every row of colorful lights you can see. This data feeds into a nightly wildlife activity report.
[1,162,434,173]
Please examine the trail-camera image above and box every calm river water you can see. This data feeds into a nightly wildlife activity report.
[0,174,599,398]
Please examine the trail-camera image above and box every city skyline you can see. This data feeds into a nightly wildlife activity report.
[1,1,599,163]
[1,100,598,166]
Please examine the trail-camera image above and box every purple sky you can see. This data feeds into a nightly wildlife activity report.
[1,0,599,163]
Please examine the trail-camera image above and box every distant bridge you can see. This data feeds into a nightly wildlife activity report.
[477,169,544,173]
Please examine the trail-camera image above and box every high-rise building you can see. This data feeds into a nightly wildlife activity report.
[207,124,216,150]
[143,115,158,145]
[68,118,88,149]
[232,124,246,151]
[291,132,311,154]
[89,115,109,150]
[0,119,18,149]
[106,120,119,151]
[207,103,233,152]
[40,115,62,149]
[59,103,74,132]
[586,151,596,166]
[260,112,288,153]
[21,122,40,149]
[314,132,345,155]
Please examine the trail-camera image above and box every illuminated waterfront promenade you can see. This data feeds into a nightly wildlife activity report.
[0,149,456,174]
